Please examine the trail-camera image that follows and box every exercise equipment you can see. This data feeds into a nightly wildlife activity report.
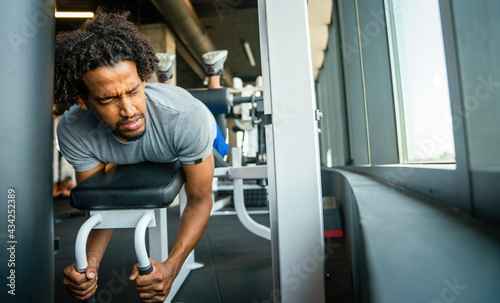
[213,147,270,240]
[188,88,265,145]
[257,1,325,301]
[70,161,202,303]
[188,87,270,238]
[188,88,233,115]
[188,88,233,139]
[189,87,267,164]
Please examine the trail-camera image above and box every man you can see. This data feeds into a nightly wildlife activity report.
[54,9,215,302]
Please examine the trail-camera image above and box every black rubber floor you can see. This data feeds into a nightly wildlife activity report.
[53,199,353,302]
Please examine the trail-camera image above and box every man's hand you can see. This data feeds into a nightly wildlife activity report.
[130,258,176,303]
[63,257,99,301]
[62,162,107,301]
[129,154,214,302]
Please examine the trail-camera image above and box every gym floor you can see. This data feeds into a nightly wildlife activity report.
[53,198,354,303]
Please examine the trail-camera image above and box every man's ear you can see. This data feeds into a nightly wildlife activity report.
[77,95,89,111]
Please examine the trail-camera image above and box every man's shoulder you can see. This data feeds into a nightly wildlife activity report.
[58,105,95,130]
[145,83,200,111]
[57,105,100,144]
[145,83,192,102]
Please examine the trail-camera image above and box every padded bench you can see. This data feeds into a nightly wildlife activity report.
[70,161,185,210]
[69,161,202,303]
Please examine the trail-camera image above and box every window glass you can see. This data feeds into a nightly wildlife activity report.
[386,0,455,163]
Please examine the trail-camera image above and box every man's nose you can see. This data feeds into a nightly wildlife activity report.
[119,96,136,117]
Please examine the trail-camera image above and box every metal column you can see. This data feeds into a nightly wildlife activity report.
[257,1,326,302]
[0,1,55,302]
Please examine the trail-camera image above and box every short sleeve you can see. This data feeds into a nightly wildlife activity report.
[174,104,217,164]
[56,116,101,172]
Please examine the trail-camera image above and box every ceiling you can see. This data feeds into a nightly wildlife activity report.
[55,0,330,88]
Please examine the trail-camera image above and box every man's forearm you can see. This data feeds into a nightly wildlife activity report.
[86,228,114,264]
[164,197,212,275]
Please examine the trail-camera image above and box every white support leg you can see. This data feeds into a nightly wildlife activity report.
[75,199,202,303]
[149,208,169,262]
[212,196,232,214]
[135,212,155,273]
[258,1,326,301]
[165,250,203,302]
[232,147,271,240]
[75,214,102,272]
[162,186,203,303]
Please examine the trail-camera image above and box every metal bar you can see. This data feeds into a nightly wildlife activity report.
[165,185,203,302]
[89,209,156,229]
[258,0,326,302]
[216,184,266,191]
[134,212,155,270]
[211,196,232,214]
[232,148,271,240]
[257,0,281,300]
[211,209,270,216]
[214,166,268,179]
[75,215,103,271]
[149,208,169,262]
[166,250,203,303]
[233,96,264,104]
[214,167,230,177]
[228,166,268,179]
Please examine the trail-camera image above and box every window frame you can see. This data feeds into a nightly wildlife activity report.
[384,0,457,165]
[325,0,473,213]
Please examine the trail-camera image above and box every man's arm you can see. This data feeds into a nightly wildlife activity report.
[63,162,115,301]
[131,153,214,302]
[77,163,116,265]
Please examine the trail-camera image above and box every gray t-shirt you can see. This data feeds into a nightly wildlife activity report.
[57,83,217,172]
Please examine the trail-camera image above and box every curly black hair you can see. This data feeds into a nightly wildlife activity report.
[54,7,158,112]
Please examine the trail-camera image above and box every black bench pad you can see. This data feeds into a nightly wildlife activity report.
[70,161,185,210]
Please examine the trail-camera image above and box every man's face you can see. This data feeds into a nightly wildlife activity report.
[78,60,147,142]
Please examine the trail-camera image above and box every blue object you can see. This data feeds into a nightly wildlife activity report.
[213,124,229,157]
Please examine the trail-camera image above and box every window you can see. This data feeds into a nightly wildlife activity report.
[385,0,455,163]
[316,0,500,218]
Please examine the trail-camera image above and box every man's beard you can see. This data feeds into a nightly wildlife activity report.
[114,127,146,141]
[111,113,147,142]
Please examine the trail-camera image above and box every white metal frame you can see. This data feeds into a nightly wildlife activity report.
[212,147,271,240]
[257,1,326,302]
[74,188,203,303]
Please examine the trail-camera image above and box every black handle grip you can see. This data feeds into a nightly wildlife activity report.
[139,263,153,276]
[77,268,97,303]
